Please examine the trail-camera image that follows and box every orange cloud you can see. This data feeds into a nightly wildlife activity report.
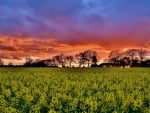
[0,35,149,64]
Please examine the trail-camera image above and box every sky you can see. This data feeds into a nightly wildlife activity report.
[0,0,150,64]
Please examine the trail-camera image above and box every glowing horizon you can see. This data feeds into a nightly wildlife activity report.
[0,0,150,64]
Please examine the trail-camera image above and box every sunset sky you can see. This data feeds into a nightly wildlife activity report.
[0,0,150,64]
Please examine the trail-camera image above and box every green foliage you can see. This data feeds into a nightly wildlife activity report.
[0,67,149,113]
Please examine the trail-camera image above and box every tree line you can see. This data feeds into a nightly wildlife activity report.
[103,49,150,67]
[23,50,97,68]
[0,49,150,67]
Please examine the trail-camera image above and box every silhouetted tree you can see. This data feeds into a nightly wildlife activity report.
[120,57,131,67]
[24,57,33,66]
[124,49,137,64]
[141,60,150,67]
[33,60,48,67]
[50,58,57,66]
[76,50,97,67]
[107,49,150,67]
[138,49,147,61]
[8,62,13,67]
[43,59,52,67]
[52,54,65,67]
[75,52,86,67]
[65,56,74,67]
[108,50,121,65]
[92,55,98,66]
[84,50,97,67]
[132,59,141,67]
[0,59,3,66]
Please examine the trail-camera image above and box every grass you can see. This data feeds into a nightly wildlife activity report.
[0,67,150,113]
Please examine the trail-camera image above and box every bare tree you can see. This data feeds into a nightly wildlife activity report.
[108,50,121,64]
[138,49,147,61]
[43,59,52,67]
[75,52,86,67]
[120,57,131,67]
[124,49,137,63]
[76,50,97,67]
[52,54,65,67]
[0,59,3,66]
[92,55,98,66]
[65,56,74,67]
[50,58,57,67]
[24,57,33,66]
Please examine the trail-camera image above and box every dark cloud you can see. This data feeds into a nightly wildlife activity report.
[0,45,16,51]
[0,0,150,39]
[0,0,150,62]
[0,0,84,38]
